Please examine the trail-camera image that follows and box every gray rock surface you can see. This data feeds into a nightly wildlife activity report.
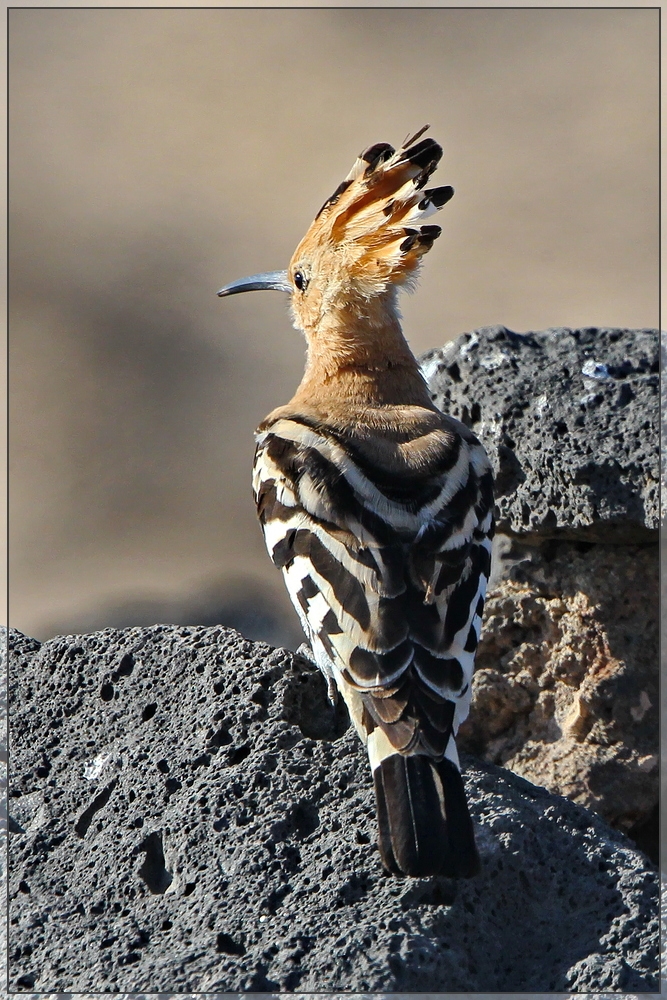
[8,625,658,993]
[0,633,7,997]
[420,328,659,852]
[660,331,667,520]
[9,994,665,1000]
[421,326,659,542]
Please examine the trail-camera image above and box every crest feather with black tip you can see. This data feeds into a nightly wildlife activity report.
[294,126,454,296]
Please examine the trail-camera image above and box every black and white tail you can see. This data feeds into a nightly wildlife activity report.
[374,754,480,878]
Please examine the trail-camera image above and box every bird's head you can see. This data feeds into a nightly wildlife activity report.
[218,126,454,335]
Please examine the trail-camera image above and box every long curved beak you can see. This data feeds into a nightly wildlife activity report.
[217,270,291,297]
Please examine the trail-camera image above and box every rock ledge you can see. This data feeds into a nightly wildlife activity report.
[8,625,659,993]
[422,325,659,542]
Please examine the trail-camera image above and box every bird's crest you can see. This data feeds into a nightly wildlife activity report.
[292,125,453,296]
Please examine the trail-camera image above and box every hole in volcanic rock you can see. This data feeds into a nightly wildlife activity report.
[217,932,246,956]
[291,800,319,839]
[100,683,114,702]
[283,657,350,741]
[75,779,117,838]
[114,652,135,678]
[226,744,251,766]
[209,726,233,748]
[137,831,173,894]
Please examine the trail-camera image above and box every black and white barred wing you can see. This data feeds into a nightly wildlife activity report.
[253,414,493,877]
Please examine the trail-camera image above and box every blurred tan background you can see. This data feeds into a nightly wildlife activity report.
[9,8,658,645]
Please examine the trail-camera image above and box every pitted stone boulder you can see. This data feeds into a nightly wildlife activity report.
[420,328,659,850]
[421,326,659,542]
[457,541,659,838]
[8,625,658,993]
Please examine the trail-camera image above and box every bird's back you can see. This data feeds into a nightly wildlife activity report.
[253,400,493,877]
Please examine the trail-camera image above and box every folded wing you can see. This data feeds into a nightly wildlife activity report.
[253,410,493,876]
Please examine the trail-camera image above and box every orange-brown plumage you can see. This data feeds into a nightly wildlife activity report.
[282,127,453,397]
[220,126,454,405]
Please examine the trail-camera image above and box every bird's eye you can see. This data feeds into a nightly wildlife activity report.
[293,270,308,292]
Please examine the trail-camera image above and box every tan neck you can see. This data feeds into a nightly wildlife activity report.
[291,294,435,411]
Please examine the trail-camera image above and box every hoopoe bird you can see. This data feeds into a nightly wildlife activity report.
[218,127,493,878]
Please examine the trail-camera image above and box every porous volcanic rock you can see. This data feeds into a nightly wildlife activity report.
[421,328,659,851]
[8,625,659,993]
[456,542,658,833]
[0,633,7,998]
[421,326,659,542]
